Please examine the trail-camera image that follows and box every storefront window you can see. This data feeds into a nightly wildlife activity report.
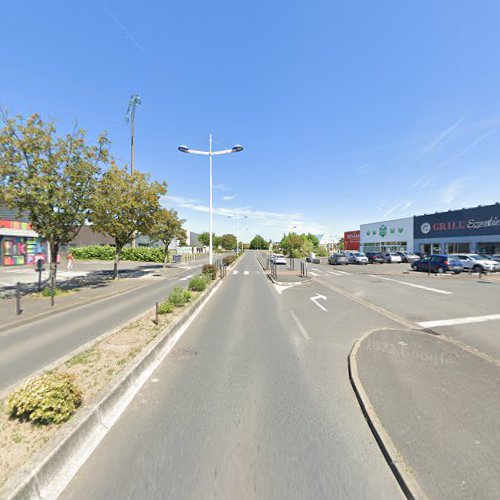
[477,243,500,255]
[420,243,442,255]
[446,243,471,254]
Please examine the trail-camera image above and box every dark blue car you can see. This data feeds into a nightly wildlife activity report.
[411,254,463,274]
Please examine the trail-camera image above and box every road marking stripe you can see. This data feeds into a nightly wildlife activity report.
[335,269,349,275]
[290,310,310,340]
[233,270,239,275]
[244,271,249,275]
[309,271,320,276]
[417,314,500,328]
[179,274,193,281]
[327,271,341,276]
[368,275,452,295]
[312,268,321,271]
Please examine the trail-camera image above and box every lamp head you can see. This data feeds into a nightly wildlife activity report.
[231,145,244,153]
[178,145,190,153]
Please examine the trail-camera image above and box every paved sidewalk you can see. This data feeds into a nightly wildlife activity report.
[354,328,500,499]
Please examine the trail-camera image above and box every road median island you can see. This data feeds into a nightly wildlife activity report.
[350,328,500,500]
[255,255,312,285]
[0,266,229,499]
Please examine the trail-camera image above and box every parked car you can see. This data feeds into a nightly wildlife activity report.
[411,254,463,274]
[396,251,420,263]
[270,254,287,265]
[345,251,368,265]
[328,253,349,265]
[384,253,402,263]
[365,252,384,264]
[492,254,500,263]
[450,254,500,273]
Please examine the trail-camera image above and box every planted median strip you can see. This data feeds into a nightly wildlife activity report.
[0,259,237,494]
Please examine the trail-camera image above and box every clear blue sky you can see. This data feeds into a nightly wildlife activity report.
[2,1,500,241]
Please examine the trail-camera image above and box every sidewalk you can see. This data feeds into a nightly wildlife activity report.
[352,328,500,499]
[0,264,190,332]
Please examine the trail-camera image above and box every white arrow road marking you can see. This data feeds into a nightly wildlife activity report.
[244,271,249,275]
[369,275,452,295]
[290,310,310,340]
[310,293,328,311]
[179,274,193,281]
[273,283,301,295]
[417,313,500,328]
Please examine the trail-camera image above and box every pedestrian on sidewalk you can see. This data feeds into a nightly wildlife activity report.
[66,251,75,271]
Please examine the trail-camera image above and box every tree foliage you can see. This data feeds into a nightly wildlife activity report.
[148,208,187,266]
[279,232,326,258]
[198,232,221,248]
[90,166,167,278]
[220,233,237,250]
[0,112,111,278]
[249,234,268,249]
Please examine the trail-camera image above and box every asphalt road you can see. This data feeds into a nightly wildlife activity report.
[61,251,403,500]
[0,261,209,394]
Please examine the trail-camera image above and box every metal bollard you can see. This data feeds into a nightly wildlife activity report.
[50,277,55,307]
[16,282,22,315]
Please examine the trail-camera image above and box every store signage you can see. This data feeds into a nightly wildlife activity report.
[379,225,387,237]
[414,204,500,238]
[344,230,360,250]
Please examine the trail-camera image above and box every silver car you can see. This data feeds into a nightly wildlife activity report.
[346,251,368,265]
[451,254,500,273]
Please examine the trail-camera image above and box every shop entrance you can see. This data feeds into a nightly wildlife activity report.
[420,243,441,255]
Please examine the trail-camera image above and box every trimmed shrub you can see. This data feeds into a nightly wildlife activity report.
[222,255,237,266]
[121,247,164,263]
[7,372,83,425]
[72,245,115,260]
[167,287,192,307]
[158,301,174,314]
[72,245,165,263]
[188,275,208,292]
[202,264,217,280]
[41,286,64,297]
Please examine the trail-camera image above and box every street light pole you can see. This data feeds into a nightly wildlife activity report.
[227,215,247,254]
[178,138,243,265]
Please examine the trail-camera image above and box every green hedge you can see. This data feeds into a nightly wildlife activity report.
[72,245,165,263]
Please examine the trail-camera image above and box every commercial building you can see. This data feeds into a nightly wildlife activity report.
[414,203,500,255]
[315,233,341,251]
[360,217,414,253]
[344,230,360,250]
[0,207,47,266]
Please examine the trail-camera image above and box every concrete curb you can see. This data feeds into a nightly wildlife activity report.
[0,275,225,500]
[0,267,192,335]
[348,329,428,500]
[255,256,313,286]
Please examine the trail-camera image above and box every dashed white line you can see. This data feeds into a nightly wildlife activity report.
[312,268,321,271]
[244,271,249,275]
[290,310,311,340]
[233,270,239,275]
[417,313,500,328]
[368,275,452,295]
[179,274,193,281]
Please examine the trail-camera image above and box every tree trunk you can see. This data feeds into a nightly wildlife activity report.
[163,244,169,268]
[49,240,59,282]
[114,244,121,279]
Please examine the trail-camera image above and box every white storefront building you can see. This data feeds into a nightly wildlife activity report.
[360,217,414,254]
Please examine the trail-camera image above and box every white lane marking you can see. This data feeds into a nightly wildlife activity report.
[179,274,193,281]
[310,293,328,312]
[335,269,349,275]
[327,271,341,276]
[233,270,239,275]
[309,271,320,276]
[273,283,301,294]
[290,310,310,340]
[417,313,500,329]
[368,275,452,295]
[312,268,321,271]
[244,271,249,275]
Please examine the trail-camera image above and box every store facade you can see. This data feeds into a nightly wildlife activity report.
[344,230,360,250]
[360,217,414,253]
[414,204,500,255]
[0,207,47,266]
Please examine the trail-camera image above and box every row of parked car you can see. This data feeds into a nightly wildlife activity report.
[328,251,420,265]
[328,250,500,274]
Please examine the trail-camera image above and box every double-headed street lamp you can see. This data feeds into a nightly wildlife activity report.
[227,215,248,254]
[178,135,243,265]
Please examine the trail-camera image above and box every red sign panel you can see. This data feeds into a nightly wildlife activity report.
[344,230,360,250]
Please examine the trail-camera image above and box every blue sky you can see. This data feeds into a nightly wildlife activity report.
[2,1,500,241]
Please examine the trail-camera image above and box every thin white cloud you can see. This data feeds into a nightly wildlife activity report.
[412,174,437,189]
[213,183,230,191]
[419,116,465,157]
[222,195,237,201]
[383,201,413,218]
[353,163,372,174]
[440,177,470,205]
[163,195,327,234]
[103,6,145,53]
[458,130,495,157]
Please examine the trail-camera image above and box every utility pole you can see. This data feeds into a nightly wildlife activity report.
[125,94,141,247]
[125,94,141,175]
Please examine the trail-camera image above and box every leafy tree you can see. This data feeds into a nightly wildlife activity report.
[338,237,345,251]
[220,233,237,250]
[0,112,111,279]
[90,166,167,278]
[305,233,320,248]
[249,234,267,250]
[148,208,187,267]
[198,232,220,248]
[280,232,305,258]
